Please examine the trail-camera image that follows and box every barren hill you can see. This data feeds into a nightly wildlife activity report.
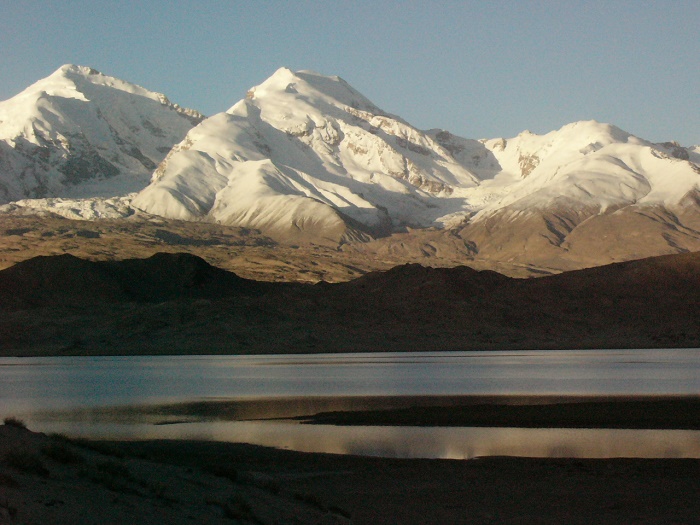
[1,251,697,356]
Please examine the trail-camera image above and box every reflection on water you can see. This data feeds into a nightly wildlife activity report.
[2,349,699,415]
[26,419,700,459]
[2,349,699,459]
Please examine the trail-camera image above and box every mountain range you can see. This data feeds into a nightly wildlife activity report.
[1,65,699,274]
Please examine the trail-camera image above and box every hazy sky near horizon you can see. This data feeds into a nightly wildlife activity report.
[1,1,698,145]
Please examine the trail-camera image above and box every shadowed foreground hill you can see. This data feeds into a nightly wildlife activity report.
[0,251,698,355]
[0,252,274,309]
[3,422,700,525]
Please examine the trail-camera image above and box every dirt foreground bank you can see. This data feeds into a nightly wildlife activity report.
[2,415,700,524]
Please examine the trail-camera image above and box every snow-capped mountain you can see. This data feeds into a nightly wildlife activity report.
[0,65,203,205]
[132,67,700,249]
[2,66,700,270]
[442,122,700,269]
[132,67,481,243]
[444,121,700,217]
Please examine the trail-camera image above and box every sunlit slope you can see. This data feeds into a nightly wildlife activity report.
[0,65,203,204]
[133,68,700,252]
[132,68,481,243]
[1,66,699,270]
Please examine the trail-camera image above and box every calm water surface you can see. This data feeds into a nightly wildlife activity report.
[1,349,699,459]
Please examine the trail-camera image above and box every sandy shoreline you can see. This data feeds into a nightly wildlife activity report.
[43,394,700,428]
[293,394,700,429]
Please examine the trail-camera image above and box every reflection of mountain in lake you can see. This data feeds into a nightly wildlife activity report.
[18,419,700,460]
[4,351,700,459]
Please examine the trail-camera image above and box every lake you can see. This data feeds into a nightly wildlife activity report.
[1,349,699,459]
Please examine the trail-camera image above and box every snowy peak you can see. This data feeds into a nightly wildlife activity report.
[133,68,700,246]
[478,120,638,179]
[134,68,481,242]
[27,64,201,118]
[235,66,415,145]
[464,119,700,219]
[0,65,203,203]
[243,67,383,116]
[46,64,155,99]
[2,66,700,266]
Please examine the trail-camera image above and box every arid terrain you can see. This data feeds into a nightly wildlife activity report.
[1,224,699,356]
[2,214,699,524]
[0,213,551,282]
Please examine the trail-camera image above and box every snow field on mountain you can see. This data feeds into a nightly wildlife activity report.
[133,68,488,238]
[0,65,202,204]
[1,65,699,245]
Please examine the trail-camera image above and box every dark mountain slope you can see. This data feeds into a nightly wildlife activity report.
[0,252,268,309]
[0,252,698,355]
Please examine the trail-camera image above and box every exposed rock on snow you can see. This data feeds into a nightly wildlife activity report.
[131,69,700,248]
[0,65,203,204]
[0,195,135,220]
[132,67,481,243]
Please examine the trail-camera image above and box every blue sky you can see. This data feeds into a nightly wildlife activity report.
[1,1,698,145]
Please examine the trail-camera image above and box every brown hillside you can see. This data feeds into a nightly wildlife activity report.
[0,252,698,356]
